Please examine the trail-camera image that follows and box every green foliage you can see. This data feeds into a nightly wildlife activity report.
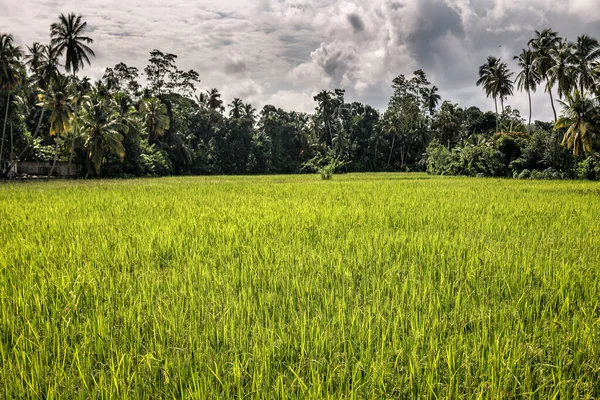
[302,150,346,179]
[425,139,455,175]
[426,139,506,177]
[576,156,600,180]
[457,142,506,177]
[4,23,600,181]
[139,139,172,176]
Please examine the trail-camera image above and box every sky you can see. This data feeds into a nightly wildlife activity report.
[2,0,600,121]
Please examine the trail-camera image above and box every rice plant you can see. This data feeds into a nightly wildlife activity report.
[0,173,599,398]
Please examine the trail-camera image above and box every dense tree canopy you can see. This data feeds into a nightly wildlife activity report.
[0,17,599,180]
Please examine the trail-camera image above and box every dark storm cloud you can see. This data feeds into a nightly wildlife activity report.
[2,0,600,118]
[405,0,465,66]
[347,13,365,32]
[224,56,247,75]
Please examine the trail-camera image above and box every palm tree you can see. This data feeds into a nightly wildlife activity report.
[4,47,63,175]
[554,90,599,157]
[381,112,399,167]
[51,13,95,166]
[0,33,24,167]
[573,35,600,93]
[476,56,500,131]
[79,90,127,176]
[314,90,336,149]
[477,56,513,133]
[140,97,170,142]
[229,98,244,118]
[548,40,576,99]
[24,42,45,76]
[243,103,256,121]
[195,91,208,109]
[423,86,441,116]
[529,29,561,122]
[114,92,145,140]
[206,88,223,112]
[514,49,541,133]
[38,74,75,176]
[38,45,61,90]
[494,62,514,115]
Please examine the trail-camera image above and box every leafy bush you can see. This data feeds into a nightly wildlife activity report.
[425,140,456,175]
[457,143,506,177]
[140,141,172,176]
[529,168,567,180]
[576,156,600,180]
[516,169,530,180]
[302,150,347,180]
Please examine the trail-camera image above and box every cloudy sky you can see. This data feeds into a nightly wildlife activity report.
[2,0,600,120]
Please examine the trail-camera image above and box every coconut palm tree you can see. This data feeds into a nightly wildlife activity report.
[243,103,256,121]
[206,88,223,112]
[4,46,64,175]
[51,13,95,166]
[38,45,61,90]
[195,91,208,109]
[38,74,75,176]
[476,56,500,131]
[494,61,514,115]
[514,49,541,133]
[79,90,127,176]
[477,57,513,132]
[573,35,600,93]
[0,33,24,167]
[529,29,561,122]
[548,40,576,100]
[423,85,441,117]
[24,42,45,76]
[554,90,599,157]
[229,98,244,118]
[114,92,145,140]
[140,97,170,142]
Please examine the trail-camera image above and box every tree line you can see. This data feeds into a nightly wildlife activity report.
[1,15,599,179]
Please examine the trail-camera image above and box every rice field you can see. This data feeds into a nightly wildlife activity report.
[1,173,599,399]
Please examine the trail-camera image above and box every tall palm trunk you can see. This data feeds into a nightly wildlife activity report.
[10,120,13,162]
[400,145,405,168]
[527,89,532,133]
[327,117,334,152]
[494,96,499,133]
[1,90,10,166]
[547,82,557,122]
[68,75,77,166]
[387,133,396,167]
[48,139,59,178]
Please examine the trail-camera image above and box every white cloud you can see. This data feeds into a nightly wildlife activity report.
[1,0,600,121]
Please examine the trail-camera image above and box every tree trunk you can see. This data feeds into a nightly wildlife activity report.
[1,90,10,166]
[400,145,405,168]
[528,89,532,134]
[494,97,499,133]
[327,118,334,152]
[48,139,59,178]
[548,86,557,123]
[69,81,78,166]
[10,120,13,162]
[387,133,396,167]
[85,153,91,179]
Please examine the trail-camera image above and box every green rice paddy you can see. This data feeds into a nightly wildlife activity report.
[1,174,599,398]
